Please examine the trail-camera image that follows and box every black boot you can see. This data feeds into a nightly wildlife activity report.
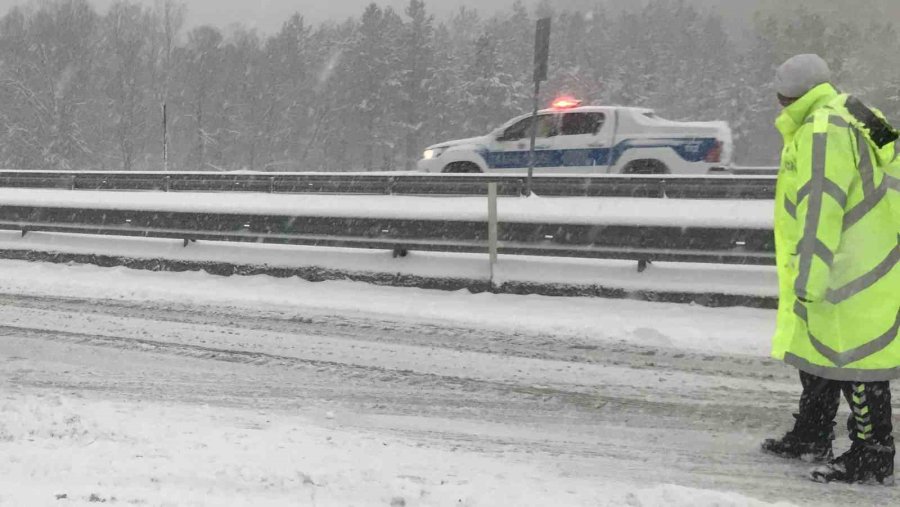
[809,442,895,485]
[762,430,834,462]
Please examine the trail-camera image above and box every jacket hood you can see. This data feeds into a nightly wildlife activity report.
[775,83,839,138]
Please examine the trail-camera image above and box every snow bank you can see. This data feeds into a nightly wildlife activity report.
[0,188,774,228]
[0,391,795,507]
[0,258,775,356]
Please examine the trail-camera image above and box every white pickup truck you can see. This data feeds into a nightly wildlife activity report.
[417,101,732,175]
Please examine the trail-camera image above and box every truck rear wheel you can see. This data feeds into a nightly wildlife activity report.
[442,162,482,173]
[622,160,670,174]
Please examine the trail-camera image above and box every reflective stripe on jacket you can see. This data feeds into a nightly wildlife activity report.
[773,83,900,381]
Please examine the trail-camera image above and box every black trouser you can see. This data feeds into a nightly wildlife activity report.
[793,370,894,448]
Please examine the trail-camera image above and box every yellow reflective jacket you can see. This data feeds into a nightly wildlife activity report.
[773,83,900,381]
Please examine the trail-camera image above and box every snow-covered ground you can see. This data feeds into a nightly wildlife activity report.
[0,259,773,355]
[0,392,794,507]
[0,259,896,506]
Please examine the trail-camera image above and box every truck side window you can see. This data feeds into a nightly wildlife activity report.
[560,112,605,136]
[499,115,558,141]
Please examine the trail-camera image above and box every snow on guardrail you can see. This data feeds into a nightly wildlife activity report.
[0,188,774,230]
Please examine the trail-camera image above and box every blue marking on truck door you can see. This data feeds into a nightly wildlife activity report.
[609,138,717,164]
[484,148,610,169]
[481,138,717,169]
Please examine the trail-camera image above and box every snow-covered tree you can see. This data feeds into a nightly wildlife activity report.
[398,0,435,170]
[180,25,224,170]
[0,0,100,169]
[100,1,157,171]
[0,0,895,170]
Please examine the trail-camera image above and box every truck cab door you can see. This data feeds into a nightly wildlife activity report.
[552,111,611,173]
[486,114,560,173]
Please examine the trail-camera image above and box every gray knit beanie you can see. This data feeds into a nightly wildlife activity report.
[774,54,832,99]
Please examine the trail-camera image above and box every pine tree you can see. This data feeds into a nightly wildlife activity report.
[338,3,403,170]
[220,28,266,170]
[264,13,315,170]
[398,0,434,171]
[101,1,157,171]
[180,25,224,170]
[460,32,522,135]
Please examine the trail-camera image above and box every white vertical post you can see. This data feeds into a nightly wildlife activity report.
[488,182,498,284]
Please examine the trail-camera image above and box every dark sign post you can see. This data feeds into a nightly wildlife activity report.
[162,102,169,172]
[526,17,551,196]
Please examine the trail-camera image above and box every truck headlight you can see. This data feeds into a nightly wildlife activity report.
[422,147,447,160]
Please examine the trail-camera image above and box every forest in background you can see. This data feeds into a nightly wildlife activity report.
[0,0,897,171]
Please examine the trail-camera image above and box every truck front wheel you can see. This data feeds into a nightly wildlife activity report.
[442,162,482,173]
[622,160,670,174]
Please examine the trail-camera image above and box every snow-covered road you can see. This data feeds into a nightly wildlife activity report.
[0,260,896,506]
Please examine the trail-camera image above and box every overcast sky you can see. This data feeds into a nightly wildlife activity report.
[0,0,761,33]
[0,0,506,32]
[0,0,894,34]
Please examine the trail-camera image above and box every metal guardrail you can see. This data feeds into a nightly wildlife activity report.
[0,202,775,266]
[724,166,779,176]
[0,170,778,199]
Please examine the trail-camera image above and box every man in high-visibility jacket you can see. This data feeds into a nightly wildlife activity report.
[760,54,899,485]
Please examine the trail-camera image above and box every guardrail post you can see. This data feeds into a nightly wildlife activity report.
[488,182,498,286]
[268,176,275,194]
[164,175,171,192]
[69,175,76,190]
